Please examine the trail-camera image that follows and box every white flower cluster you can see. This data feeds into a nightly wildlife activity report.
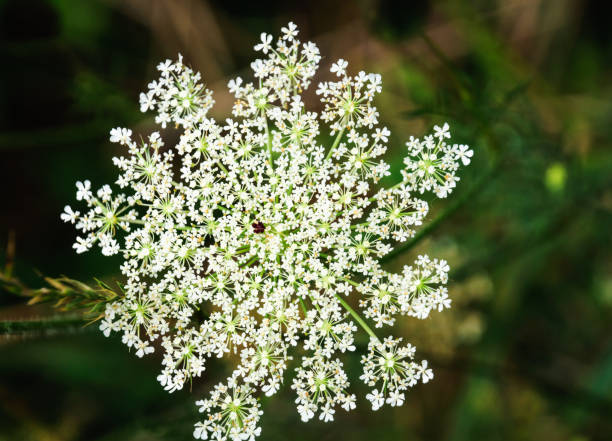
[194,377,263,441]
[361,337,433,410]
[62,22,473,441]
[402,122,473,198]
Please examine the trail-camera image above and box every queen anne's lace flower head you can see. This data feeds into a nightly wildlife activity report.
[62,22,473,440]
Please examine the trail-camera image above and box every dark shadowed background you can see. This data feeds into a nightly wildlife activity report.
[1,0,611,440]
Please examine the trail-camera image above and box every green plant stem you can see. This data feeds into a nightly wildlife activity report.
[0,315,88,335]
[265,116,274,168]
[334,293,379,342]
[298,297,308,316]
[326,128,346,160]
[381,160,499,264]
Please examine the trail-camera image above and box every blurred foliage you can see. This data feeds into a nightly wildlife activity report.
[1,0,611,440]
[0,272,121,325]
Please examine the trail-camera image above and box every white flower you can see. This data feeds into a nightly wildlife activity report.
[330,58,348,77]
[227,77,243,94]
[418,360,434,383]
[61,205,79,223]
[97,184,112,202]
[193,422,208,440]
[433,122,450,139]
[455,144,474,165]
[99,319,113,337]
[72,236,91,254]
[63,22,474,441]
[75,180,91,201]
[139,92,154,112]
[366,389,384,411]
[157,59,172,75]
[373,127,390,143]
[110,127,132,145]
[386,390,405,407]
[281,22,298,40]
[135,340,154,357]
[254,33,273,53]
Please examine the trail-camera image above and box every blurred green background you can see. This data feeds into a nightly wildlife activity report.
[1,0,611,440]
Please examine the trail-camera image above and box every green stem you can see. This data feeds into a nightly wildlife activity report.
[217,162,229,174]
[265,116,274,168]
[298,297,308,316]
[239,255,259,268]
[326,127,346,160]
[334,293,379,342]
[0,315,88,335]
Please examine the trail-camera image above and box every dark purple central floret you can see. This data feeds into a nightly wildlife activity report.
[252,221,265,234]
